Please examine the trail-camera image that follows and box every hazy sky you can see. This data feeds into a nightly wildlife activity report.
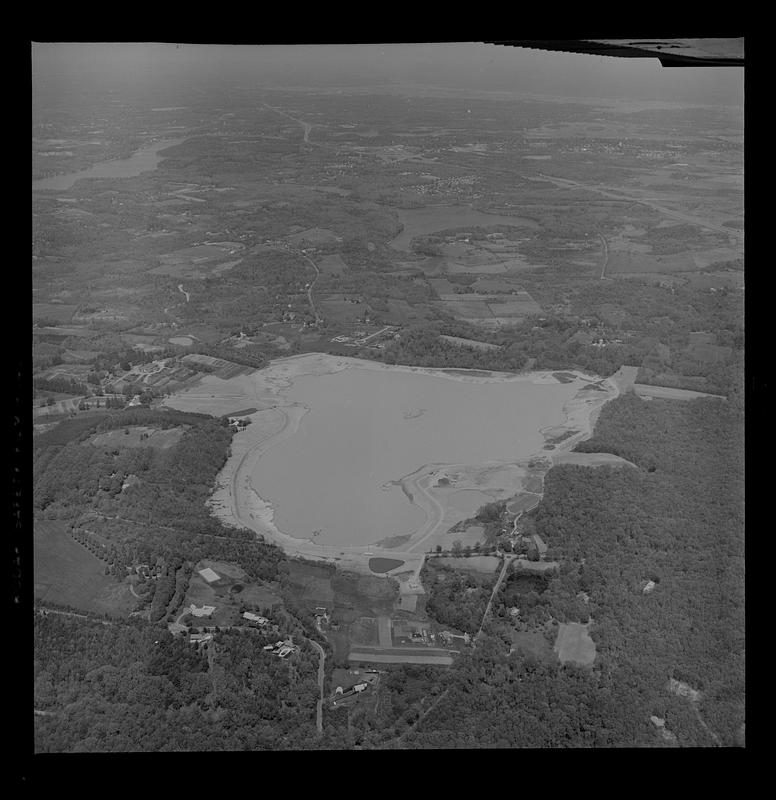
[32,42,744,107]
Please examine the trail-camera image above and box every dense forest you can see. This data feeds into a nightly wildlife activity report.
[422,560,497,634]
[33,407,284,585]
[33,610,321,751]
[372,269,743,397]
[404,393,745,747]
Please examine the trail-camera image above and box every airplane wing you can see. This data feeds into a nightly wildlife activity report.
[489,39,744,67]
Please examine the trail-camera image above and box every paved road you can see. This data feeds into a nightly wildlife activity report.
[298,250,322,323]
[598,233,609,279]
[261,103,314,145]
[309,639,325,734]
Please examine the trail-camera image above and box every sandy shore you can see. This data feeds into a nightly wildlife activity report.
[164,353,619,578]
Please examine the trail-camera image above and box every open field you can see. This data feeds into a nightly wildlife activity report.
[439,334,501,352]
[183,560,280,626]
[349,646,454,666]
[634,384,726,401]
[551,451,637,468]
[554,622,596,666]
[87,425,186,450]
[34,520,136,617]
[33,303,78,322]
[607,250,697,274]
[510,630,557,663]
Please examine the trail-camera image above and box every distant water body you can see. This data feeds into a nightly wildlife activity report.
[32,138,183,191]
[250,366,580,547]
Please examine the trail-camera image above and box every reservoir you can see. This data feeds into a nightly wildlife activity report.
[390,205,539,251]
[250,365,580,547]
[32,138,184,191]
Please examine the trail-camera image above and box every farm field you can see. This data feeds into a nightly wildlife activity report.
[34,520,136,617]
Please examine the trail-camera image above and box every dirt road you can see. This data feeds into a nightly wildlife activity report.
[475,555,511,642]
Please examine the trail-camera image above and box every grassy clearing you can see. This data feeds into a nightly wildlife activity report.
[33,303,78,323]
[510,630,557,663]
[552,452,636,468]
[435,555,501,573]
[34,520,135,617]
[88,426,186,450]
[554,622,596,666]
[608,251,697,274]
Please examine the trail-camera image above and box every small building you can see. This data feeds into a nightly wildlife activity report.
[189,633,213,646]
[353,682,368,693]
[643,580,656,594]
[242,612,268,625]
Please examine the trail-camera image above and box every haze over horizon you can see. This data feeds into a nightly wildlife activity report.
[33,42,743,108]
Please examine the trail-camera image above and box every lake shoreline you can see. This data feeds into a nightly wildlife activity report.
[161,353,619,575]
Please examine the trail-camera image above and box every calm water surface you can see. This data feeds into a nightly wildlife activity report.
[32,139,183,191]
[251,367,578,546]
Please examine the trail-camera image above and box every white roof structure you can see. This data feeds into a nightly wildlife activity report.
[198,567,220,583]
[243,612,267,624]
